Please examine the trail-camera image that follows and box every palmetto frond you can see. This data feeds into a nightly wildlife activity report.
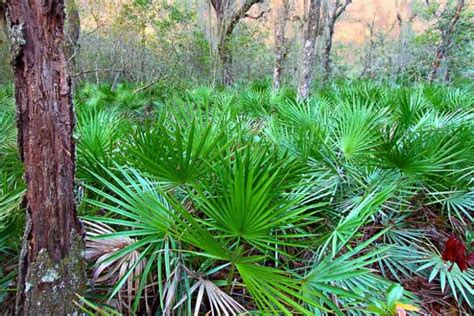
[127,108,230,187]
[85,220,149,313]
[3,81,472,314]
[190,145,314,250]
[416,251,474,308]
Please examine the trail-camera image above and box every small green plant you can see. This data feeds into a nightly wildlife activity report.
[368,284,419,315]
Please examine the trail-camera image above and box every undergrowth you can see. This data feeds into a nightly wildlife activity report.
[0,81,473,315]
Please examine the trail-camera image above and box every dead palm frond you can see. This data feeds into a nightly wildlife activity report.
[85,220,150,314]
[164,263,247,316]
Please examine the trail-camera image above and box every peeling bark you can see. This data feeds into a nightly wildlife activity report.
[272,0,290,91]
[297,0,322,101]
[3,1,86,314]
[427,0,465,83]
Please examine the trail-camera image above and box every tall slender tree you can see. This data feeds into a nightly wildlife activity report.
[297,0,322,100]
[427,0,465,82]
[272,0,290,91]
[210,0,264,85]
[3,1,85,314]
[321,0,351,82]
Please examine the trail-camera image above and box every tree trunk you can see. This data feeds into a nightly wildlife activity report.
[4,1,86,314]
[321,19,335,83]
[0,2,4,32]
[217,26,234,86]
[427,0,465,83]
[322,0,351,83]
[297,0,322,101]
[65,0,81,69]
[272,0,290,91]
[359,17,376,79]
[211,0,263,86]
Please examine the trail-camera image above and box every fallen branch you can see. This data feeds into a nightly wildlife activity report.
[133,74,168,94]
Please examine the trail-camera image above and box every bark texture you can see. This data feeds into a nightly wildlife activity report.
[4,0,86,314]
[297,0,322,101]
[427,0,465,83]
[272,0,290,91]
[322,0,351,82]
[211,0,263,85]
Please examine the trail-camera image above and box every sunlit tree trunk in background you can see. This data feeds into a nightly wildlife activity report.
[321,0,351,83]
[272,0,290,91]
[4,1,86,314]
[210,0,263,86]
[297,0,322,101]
[427,0,465,83]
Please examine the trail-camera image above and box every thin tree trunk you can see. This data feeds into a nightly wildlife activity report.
[297,0,322,101]
[272,0,290,91]
[322,0,351,83]
[427,0,465,83]
[0,2,4,33]
[4,1,86,314]
[65,0,80,68]
[359,16,376,79]
[322,19,335,83]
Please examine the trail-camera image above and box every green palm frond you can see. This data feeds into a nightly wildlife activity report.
[236,261,321,315]
[416,253,474,307]
[305,231,393,314]
[76,106,128,181]
[332,102,385,161]
[320,184,398,257]
[82,166,178,313]
[190,145,314,251]
[127,108,231,187]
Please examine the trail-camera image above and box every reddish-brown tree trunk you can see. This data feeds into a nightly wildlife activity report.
[272,0,290,91]
[427,0,465,83]
[297,0,322,101]
[4,1,85,314]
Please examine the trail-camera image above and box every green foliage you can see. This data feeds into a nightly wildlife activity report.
[127,106,230,187]
[1,82,473,314]
[413,1,474,83]
[0,86,23,313]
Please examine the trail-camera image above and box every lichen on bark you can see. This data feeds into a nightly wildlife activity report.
[22,230,86,315]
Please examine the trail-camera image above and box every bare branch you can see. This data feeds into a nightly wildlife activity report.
[245,8,271,20]
[334,0,352,20]
[224,0,263,37]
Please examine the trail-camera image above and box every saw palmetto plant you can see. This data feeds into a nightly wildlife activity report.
[0,82,472,315]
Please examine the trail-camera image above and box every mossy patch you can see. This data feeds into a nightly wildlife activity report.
[22,230,86,315]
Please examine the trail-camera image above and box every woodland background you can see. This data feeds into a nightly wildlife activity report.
[0,1,473,315]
